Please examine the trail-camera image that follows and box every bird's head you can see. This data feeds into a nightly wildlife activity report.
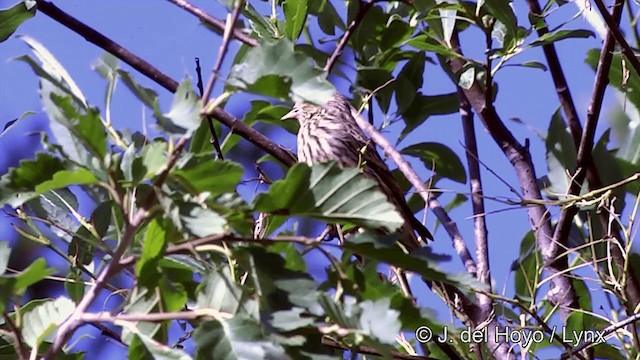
[281,102,322,124]
[281,93,346,124]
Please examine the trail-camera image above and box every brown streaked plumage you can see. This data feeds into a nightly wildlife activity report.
[282,93,433,251]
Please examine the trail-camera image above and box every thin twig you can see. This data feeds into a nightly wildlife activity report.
[2,312,28,360]
[195,57,224,159]
[321,337,433,360]
[560,311,640,359]
[201,0,244,103]
[459,90,491,304]
[81,310,225,323]
[592,0,640,77]
[119,233,319,267]
[167,0,259,47]
[323,0,375,73]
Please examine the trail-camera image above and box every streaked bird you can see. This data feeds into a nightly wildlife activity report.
[282,93,432,251]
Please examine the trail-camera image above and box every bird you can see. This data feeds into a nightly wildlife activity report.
[281,92,433,251]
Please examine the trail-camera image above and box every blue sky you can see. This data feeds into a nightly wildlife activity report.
[0,0,630,357]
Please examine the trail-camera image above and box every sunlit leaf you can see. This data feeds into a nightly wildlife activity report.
[227,39,335,104]
[0,2,35,43]
[283,0,308,41]
[253,162,404,232]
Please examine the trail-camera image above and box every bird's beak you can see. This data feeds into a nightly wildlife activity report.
[281,108,298,121]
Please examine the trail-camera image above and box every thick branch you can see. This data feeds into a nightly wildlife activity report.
[36,0,297,167]
[447,30,578,317]
[459,90,491,306]
[526,0,640,310]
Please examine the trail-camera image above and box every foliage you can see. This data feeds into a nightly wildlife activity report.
[1,0,640,359]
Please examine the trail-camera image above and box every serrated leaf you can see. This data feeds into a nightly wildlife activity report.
[253,162,404,232]
[401,142,466,183]
[0,2,36,43]
[194,316,287,360]
[196,268,246,314]
[22,297,75,349]
[227,39,335,104]
[529,29,594,47]
[172,159,243,196]
[284,0,308,41]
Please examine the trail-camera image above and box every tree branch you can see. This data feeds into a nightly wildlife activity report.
[167,0,258,47]
[526,0,640,312]
[459,90,491,305]
[36,0,297,167]
[201,0,243,103]
[447,30,578,319]
[323,0,375,73]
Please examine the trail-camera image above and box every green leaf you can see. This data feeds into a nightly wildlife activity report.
[194,316,287,360]
[253,162,404,232]
[380,18,413,51]
[401,142,466,183]
[343,231,481,288]
[132,332,192,360]
[22,297,75,349]
[544,108,577,195]
[172,158,243,196]
[243,2,279,41]
[356,67,394,113]
[39,82,100,166]
[529,29,594,47]
[227,39,335,104]
[400,93,459,141]
[403,34,460,58]
[519,61,548,71]
[309,0,344,35]
[36,169,99,194]
[0,2,36,43]
[0,153,65,207]
[180,205,227,237]
[513,231,540,303]
[163,78,202,136]
[196,267,249,315]
[484,0,518,37]
[283,0,308,41]
[1,111,35,138]
[137,218,168,288]
[396,52,426,115]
